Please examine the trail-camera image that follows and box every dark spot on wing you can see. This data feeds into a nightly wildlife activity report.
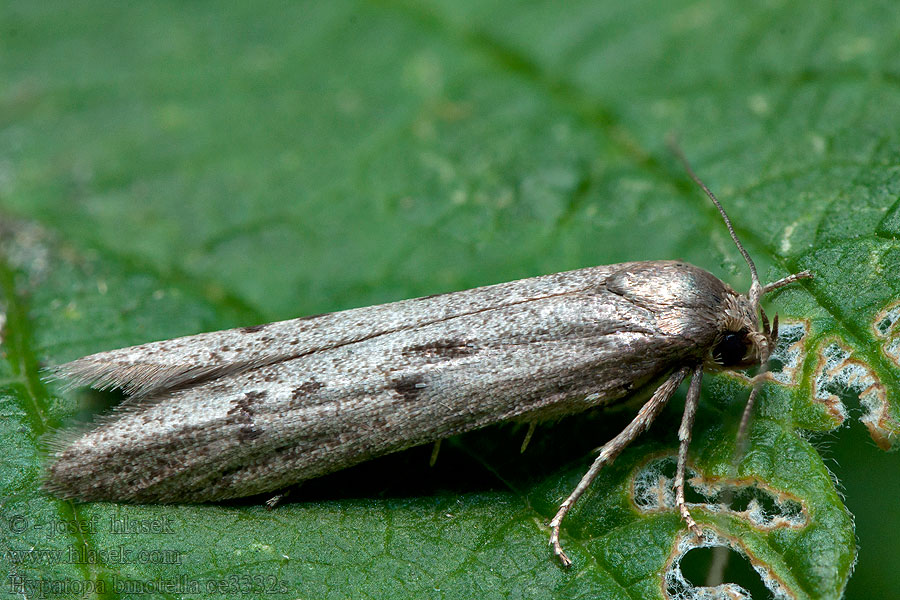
[404,339,476,360]
[228,390,267,418]
[291,380,324,403]
[240,324,269,333]
[391,376,426,401]
[227,391,267,442]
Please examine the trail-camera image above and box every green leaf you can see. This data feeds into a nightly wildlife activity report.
[1,1,897,598]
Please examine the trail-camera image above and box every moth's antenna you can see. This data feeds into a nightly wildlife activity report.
[668,137,770,475]
[667,137,763,312]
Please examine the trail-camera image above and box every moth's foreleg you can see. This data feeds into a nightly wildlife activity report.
[675,364,704,537]
[762,270,812,294]
[265,489,292,509]
[549,366,690,567]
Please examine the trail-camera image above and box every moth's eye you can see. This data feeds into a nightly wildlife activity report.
[713,332,749,367]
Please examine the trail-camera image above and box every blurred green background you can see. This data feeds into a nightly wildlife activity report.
[1,1,899,598]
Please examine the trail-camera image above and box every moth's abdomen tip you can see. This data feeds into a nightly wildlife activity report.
[43,447,150,503]
[43,425,144,503]
[43,449,101,502]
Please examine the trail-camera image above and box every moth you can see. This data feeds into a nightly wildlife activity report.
[44,148,810,566]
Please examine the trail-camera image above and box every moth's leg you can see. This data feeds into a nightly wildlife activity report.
[674,364,704,537]
[549,366,690,567]
[429,439,442,467]
[762,270,812,294]
[521,422,538,453]
[736,378,763,455]
[265,489,291,509]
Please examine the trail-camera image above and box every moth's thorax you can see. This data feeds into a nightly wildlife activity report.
[606,261,732,331]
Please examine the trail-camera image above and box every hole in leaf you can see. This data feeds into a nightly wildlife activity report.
[677,546,769,599]
[873,303,900,336]
[814,340,895,450]
[767,320,807,385]
[876,315,894,336]
[665,531,792,600]
[873,300,900,370]
[633,456,807,529]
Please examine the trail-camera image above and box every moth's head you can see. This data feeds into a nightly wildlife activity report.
[707,293,778,371]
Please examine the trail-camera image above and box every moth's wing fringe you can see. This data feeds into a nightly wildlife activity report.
[41,385,168,452]
[45,357,266,398]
